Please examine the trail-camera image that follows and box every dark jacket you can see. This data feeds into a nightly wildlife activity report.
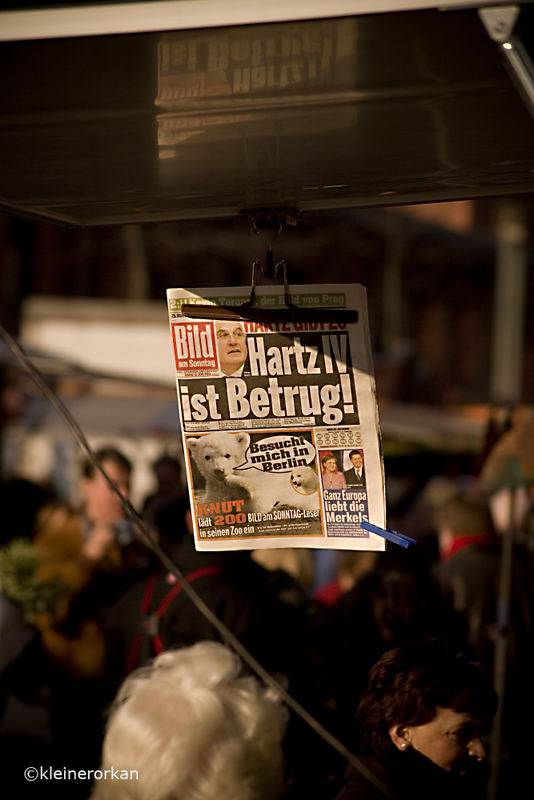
[103,535,312,696]
[432,541,500,665]
[343,467,366,488]
[334,748,488,800]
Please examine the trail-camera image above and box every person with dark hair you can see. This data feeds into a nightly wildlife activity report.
[0,477,56,790]
[103,499,311,693]
[32,447,138,635]
[27,447,152,783]
[329,560,458,746]
[141,453,185,545]
[79,447,135,559]
[0,477,51,545]
[334,640,497,800]
[432,490,501,670]
[343,450,366,489]
[81,447,132,478]
[142,453,183,509]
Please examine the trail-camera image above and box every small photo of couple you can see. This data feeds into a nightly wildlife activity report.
[319,449,365,491]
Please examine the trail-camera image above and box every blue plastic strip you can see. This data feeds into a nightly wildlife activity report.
[360,520,416,549]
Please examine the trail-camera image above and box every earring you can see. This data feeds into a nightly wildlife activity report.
[400,743,408,750]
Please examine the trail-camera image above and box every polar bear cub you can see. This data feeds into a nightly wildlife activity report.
[187,431,250,505]
[187,431,319,515]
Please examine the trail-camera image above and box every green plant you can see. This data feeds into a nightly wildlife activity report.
[0,537,65,622]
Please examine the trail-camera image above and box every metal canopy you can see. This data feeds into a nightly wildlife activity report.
[1,3,534,226]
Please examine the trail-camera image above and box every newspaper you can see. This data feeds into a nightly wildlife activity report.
[167,284,386,552]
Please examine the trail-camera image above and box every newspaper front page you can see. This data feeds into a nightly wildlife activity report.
[167,284,386,552]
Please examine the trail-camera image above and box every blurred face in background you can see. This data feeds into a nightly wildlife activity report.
[81,458,130,525]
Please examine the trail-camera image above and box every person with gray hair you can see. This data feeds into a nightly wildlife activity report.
[91,641,288,800]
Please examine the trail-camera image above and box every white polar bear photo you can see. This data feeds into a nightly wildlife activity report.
[187,431,320,515]
[187,431,251,505]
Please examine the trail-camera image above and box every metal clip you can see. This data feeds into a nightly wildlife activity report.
[181,213,358,324]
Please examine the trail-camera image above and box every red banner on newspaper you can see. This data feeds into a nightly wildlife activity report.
[171,320,219,375]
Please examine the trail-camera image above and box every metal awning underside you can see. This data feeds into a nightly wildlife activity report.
[1,2,533,226]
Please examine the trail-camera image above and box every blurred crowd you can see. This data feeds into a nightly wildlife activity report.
[1,413,534,800]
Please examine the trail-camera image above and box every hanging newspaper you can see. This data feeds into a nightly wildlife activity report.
[167,284,386,552]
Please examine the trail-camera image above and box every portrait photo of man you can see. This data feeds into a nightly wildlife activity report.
[343,449,366,488]
[215,320,248,376]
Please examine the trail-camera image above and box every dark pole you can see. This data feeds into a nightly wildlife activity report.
[487,201,527,800]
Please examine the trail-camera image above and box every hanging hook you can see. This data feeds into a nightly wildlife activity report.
[265,245,276,279]
[251,214,284,280]
[180,210,358,322]
[248,257,290,309]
